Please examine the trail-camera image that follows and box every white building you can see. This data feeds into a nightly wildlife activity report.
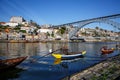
[37,29,53,33]
[10,16,25,24]
[3,22,18,27]
[20,26,37,33]
[20,26,30,33]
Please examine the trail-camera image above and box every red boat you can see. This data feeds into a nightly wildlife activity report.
[101,46,114,54]
[101,49,114,54]
[0,56,27,70]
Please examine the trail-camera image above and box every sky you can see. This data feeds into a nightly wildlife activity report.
[0,0,120,31]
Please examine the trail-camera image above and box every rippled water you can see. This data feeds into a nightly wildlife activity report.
[0,42,119,80]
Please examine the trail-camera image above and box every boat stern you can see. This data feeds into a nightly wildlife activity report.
[52,53,62,59]
[81,51,86,55]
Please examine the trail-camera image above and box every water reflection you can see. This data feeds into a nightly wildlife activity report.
[0,42,119,80]
[0,68,24,80]
[0,42,70,58]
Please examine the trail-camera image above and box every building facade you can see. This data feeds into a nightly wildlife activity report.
[10,16,25,24]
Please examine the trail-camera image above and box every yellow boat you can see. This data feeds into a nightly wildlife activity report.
[52,51,86,60]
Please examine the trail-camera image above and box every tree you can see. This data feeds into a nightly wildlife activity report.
[81,31,87,36]
[29,20,39,27]
[51,31,54,37]
[20,30,26,33]
[94,30,99,37]
[46,32,50,36]
[58,27,66,35]
[14,27,20,30]
[95,26,99,30]
[30,20,33,24]
[33,29,38,35]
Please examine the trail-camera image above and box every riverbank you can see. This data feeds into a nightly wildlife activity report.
[0,40,39,43]
[0,39,119,43]
[63,53,120,80]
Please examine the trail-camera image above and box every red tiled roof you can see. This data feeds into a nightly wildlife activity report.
[0,22,6,24]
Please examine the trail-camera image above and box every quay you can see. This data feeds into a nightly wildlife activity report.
[0,39,119,43]
[0,39,39,43]
[0,39,69,43]
[63,54,120,80]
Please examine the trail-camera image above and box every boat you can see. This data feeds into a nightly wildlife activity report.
[0,56,27,70]
[52,50,86,60]
[101,46,114,54]
[101,49,114,54]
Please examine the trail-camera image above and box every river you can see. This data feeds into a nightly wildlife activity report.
[0,42,119,80]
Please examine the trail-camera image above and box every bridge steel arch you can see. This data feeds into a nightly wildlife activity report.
[55,14,120,39]
[69,19,120,39]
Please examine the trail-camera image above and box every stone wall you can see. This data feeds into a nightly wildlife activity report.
[63,54,120,80]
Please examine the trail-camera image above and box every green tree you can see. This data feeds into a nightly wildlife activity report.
[51,31,54,37]
[81,31,87,36]
[20,30,26,33]
[95,26,99,30]
[30,20,39,27]
[47,32,50,36]
[57,27,66,35]
[33,29,38,34]
[14,27,20,30]
[94,30,99,37]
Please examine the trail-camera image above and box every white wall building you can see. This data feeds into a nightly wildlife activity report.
[21,27,30,33]
[37,29,53,33]
[10,16,25,24]
[3,22,18,27]
[20,26,37,33]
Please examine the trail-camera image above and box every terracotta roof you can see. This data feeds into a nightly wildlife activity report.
[0,22,6,24]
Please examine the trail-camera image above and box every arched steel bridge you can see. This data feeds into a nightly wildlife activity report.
[54,14,120,39]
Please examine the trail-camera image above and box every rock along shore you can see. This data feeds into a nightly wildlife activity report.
[63,53,120,80]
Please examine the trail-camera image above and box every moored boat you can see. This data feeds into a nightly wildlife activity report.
[0,56,27,70]
[52,51,86,60]
[101,49,114,54]
[101,46,114,54]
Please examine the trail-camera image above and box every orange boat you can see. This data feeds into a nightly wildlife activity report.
[101,48,114,54]
[0,56,27,70]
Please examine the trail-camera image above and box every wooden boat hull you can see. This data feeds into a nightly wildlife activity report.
[0,56,27,70]
[52,51,86,60]
[101,49,114,54]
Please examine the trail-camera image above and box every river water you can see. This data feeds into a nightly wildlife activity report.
[0,42,120,80]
